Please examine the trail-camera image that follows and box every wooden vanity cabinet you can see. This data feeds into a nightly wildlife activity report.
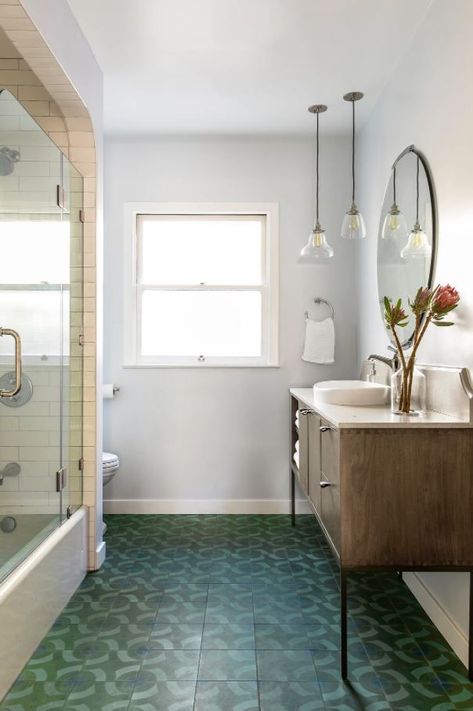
[290,387,473,681]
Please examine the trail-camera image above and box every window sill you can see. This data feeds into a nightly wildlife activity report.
[122,362,280,369]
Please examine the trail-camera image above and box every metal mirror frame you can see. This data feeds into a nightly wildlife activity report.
[378,144,438,350]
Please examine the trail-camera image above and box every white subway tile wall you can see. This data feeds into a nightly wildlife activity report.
[0,2,98,569]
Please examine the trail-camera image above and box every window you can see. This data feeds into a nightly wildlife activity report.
[124,203,279,367]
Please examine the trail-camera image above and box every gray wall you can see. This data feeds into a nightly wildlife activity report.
[103,135,357,511]
[356,0,473,655]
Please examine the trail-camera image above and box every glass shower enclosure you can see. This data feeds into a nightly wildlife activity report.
[0,90,83,583]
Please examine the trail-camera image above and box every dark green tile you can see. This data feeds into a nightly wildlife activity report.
[381,681,455,709]
[194,681,258,710]
[259,681,324,710]
[141,650,200,681]
[198,650,257,681]
[129,681,196,710]
[155,602,206,624]
[205,599,253,624]
[2,515,470,708]
[0,681,69,710]
[149,624,203,650]
[256,650,317,682]
[320,681,390,710]
[254,624,310,650]
[202,624,255,650]
[66,681,133,710]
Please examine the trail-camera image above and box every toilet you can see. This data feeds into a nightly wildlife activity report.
[102,451,120,486]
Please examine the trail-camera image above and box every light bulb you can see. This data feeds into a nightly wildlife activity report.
[382,203,408,241]
[341,204,366,240]
[299,223,334,261]
[400,222,431,259]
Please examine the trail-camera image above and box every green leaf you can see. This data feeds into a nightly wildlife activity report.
[433,321,454,327]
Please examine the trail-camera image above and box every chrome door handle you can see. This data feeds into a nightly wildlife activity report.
[0,328,22,397]
[320,425,333,432]
[320,480,331,488]
[300,409,313,416]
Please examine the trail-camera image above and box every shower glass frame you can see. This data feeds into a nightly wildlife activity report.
[0,89,84,583]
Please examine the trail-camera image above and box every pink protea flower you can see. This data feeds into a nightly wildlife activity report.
[431,284,460,318]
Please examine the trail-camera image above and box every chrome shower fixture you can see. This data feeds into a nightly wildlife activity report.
[0,146,20,175]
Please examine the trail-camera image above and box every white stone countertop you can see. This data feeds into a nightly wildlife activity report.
[290,388,473,429]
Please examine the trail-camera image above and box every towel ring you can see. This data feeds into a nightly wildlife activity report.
[305,297,335,320]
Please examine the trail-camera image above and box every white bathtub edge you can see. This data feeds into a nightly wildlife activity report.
[0,507,88,700]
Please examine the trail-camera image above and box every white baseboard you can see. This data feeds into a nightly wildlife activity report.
[403,572,468,667]
[104,498,312,515]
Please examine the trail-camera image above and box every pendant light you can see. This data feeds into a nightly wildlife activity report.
[299,104,334,261]
[400,156,431,259]
[341,91,366,240]
[381,166,408,241]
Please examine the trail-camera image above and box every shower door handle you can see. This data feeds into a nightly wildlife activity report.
[0,328,22,397]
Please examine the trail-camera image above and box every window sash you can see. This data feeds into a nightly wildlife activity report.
[136,213,265,287]
[136,285,267,364]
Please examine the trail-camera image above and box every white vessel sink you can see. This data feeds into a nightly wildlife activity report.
[313,380,390,407]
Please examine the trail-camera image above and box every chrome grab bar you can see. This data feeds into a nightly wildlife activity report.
[0,328,22,397]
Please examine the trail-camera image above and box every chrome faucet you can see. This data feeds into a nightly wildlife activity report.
[367,359,377,382]
[366,353,399,383]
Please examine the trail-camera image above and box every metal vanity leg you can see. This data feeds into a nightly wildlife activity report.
[291,469,296,526]
[341,568,348,680]
[469,572,473,681]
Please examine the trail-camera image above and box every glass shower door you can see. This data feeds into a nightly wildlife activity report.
[0,90,66,581]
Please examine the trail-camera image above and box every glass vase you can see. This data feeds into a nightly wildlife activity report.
[391,364,426,415]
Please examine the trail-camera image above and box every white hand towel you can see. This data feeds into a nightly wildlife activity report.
[302,316,335,364]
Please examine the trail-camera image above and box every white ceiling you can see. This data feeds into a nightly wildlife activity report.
[67,0,432,136]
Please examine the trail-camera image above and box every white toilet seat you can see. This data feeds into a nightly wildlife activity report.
[102,451,119,485]
[103,451,119,467]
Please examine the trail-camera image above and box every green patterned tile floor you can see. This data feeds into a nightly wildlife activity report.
[1,514,471,710]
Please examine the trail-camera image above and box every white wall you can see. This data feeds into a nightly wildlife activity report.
[103,135,357,511]
[356,0,473,662]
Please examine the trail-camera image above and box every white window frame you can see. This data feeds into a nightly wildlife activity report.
[123,202,279,368]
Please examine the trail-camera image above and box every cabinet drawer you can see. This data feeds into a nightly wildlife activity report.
[320,420,340,554]
[308,412,321,514]
[320,420,340,484]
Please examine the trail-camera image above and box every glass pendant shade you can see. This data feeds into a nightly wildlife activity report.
[341,91,366,240]
[299,223,334,261]
[382,204,408,241]
[300,103,333,261]
[400,222,431,259]
[341,204,366,240]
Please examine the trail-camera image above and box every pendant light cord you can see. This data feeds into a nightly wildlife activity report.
[316,112,319,223]
[393,166,397,204]
[416,156,420,223]
[351,99,355,204]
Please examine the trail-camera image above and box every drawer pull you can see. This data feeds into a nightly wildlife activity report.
[300,409,313,416]
[320,425,333,432]
[320,480,331,488]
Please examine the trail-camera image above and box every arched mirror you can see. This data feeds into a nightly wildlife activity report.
[377,145,437,347]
